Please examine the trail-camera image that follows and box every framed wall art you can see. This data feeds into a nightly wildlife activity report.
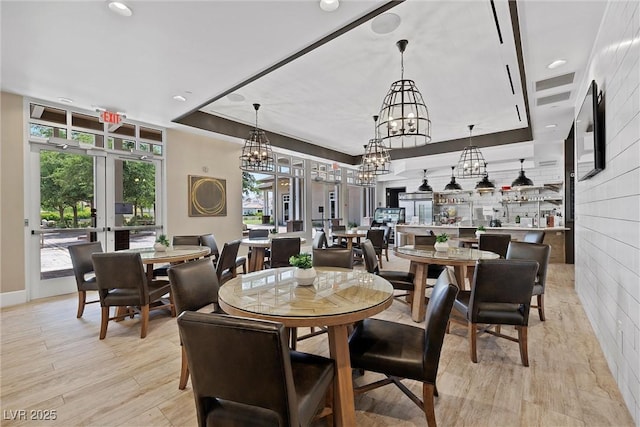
[188,175,227,217]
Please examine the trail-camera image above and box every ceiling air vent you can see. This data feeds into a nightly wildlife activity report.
[537,160,558,167]
[535,72,575,91]
[536,92,571,106]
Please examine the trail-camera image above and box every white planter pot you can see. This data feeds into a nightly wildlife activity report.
[154,242,168,252]
[294,267,317,286]
[434,241,449,251]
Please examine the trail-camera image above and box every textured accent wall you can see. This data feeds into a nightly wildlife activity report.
[574,0,639,423]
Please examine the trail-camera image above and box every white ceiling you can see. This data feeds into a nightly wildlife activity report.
[1,0,607,178]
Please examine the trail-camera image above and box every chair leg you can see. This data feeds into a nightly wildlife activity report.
[169,291,177,317]
[469,322,478,363]
[385,248,389,262]
[423,383,437,427]
[378,253,383,268]
[517,326,529,366]
[290,328,298,350]
[537,294,545,321]
[140,304,150,338]
[242,260,247,274]
[77,291,86,318]
[99,306,109,339]
[179,345,189,390]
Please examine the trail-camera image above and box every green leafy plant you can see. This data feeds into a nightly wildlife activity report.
[435,233,449,243]
[476,225,486,232]
[156,234,170,246]
[289,252,312,269]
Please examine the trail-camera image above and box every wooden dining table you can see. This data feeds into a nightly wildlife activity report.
[218,267,394,427]
[331,230,368,250]
[394,245,500,322]
[120,245,211,280]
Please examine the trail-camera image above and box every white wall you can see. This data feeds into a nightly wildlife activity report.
[575,0,640,423]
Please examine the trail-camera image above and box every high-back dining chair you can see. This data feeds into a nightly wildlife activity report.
[312,247,353,269]
[506,241,551,321]
[92,252,173,339]
[349,273,458,426]
[364,228,385,267]
[216,240,241,285]
[177,311,334,427]
[523,230,545,244]
[68,241,103,318]
[266,237,301,268]
[449,259,539,366]
[478,233,511,258]
[168,258,225,390]
[362,239,415,304]
[200,233,246,275]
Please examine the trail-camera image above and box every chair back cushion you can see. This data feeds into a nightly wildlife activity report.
[414,235,436,246]
[312,248,353,269]
[199,234,220,261]
[423,272,459,383]
[366,229,385,251]
[248,229,269,239]
[177,312,299,426]
[523,231,545,244]
[506,241,551,293]
[92,252,148,305]
[478,234,511,258]
[173,235,201,246]
[269,238,301,268]
[361,240,380,274]
[68,241,103,290]
[469,259,539,325]
[168,258,220,313]
[216,240,241,284]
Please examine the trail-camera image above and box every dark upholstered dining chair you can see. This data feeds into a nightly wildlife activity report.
[168,258,225,390]
[362,239,415,304]
[478,233,511,258]
[506,241,552,321]
[266,237,301,269]
[154,235,202,278]
[523,230,545,244]
[68,241,103,318]
[215,239,241,285]
[200,233,246,275]
[177,311,334,427]
[349,273,458,427]
[449,259,539,366]
[312,247,353,269]
[92,252,173,339]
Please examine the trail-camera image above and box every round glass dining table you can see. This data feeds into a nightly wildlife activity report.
[218,267,394,427]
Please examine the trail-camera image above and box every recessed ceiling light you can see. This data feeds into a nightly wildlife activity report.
[226,93,245,102]
[547,59,567,69]
[108,2,133,17]
[371,13,401,35]
[319,0,339,12]
[58,97,73,103]
[545,124,557,128]
[173,95,187,102]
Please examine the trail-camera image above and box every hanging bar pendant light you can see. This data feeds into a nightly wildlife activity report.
[362,115,390,175]
[456,124,486,178]
[512,158,534,187]
[377,39,431,149]
[239,103,275,172]
[444,166,462,190]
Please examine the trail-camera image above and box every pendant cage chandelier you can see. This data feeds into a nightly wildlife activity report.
[444,166,463,190]
[456,124,487,178]
[512,158,534,187]
[239,103,275,172]
[475,163,495,190]
[361,115,390,175]
[377,39,431,150]
[417,169,433,192]
[355,144,377,187]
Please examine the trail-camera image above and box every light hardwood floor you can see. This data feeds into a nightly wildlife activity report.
[1,253,635,426]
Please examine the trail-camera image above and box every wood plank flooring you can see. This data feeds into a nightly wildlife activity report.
[1,253,634,426]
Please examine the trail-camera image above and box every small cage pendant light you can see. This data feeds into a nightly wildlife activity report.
[377,39,431,149]
[456,124,486,178]
[511,158,534,187]
[362,115,391,175]
[444,166,462,190]
[239,103,275,172]
[356,144,377,187]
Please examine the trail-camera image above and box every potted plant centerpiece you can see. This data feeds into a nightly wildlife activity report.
[434,233,449,251]
[475,225,486,238]
[154,234,170,252]
[289,252,316,286]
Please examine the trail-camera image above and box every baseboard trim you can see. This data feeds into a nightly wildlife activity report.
[0,290,27,308]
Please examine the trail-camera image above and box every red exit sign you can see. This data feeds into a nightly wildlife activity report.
[99,110,123,125]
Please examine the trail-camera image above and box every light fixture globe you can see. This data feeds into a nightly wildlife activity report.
[377,40,431,149]
[239,103,275,172]
[456,124,486,178]
[444,166,462,190]
[512,158,534,187]
[361,115,390,175]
